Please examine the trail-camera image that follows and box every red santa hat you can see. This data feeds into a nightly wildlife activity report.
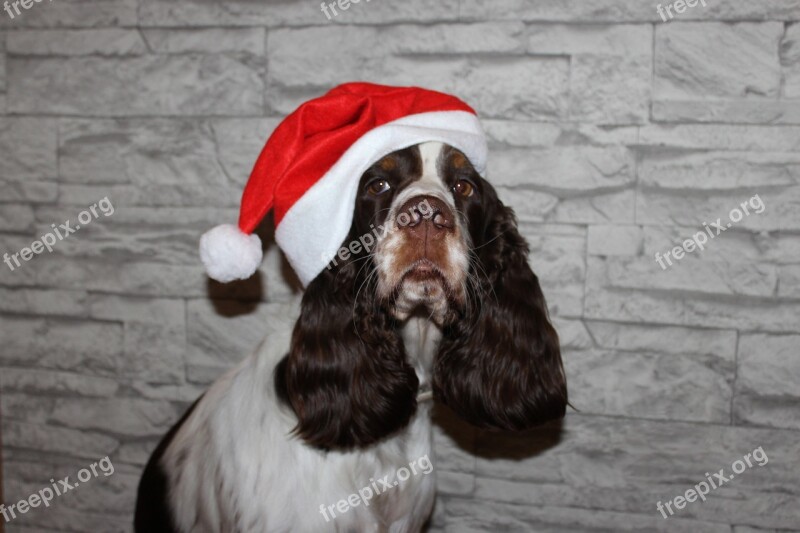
[200,82,488,286]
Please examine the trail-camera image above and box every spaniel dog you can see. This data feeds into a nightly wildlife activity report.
[135,142,567,533]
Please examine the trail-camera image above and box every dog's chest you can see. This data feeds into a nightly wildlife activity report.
[260,403,437,533]
[365,404,437,530]
[165,314,441,533]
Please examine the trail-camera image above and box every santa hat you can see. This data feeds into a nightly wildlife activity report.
[200,82,488,286]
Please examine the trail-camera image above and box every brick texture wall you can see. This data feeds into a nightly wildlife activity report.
[1,1,799,532]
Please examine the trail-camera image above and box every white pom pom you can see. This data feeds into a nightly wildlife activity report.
[199,224,263,283]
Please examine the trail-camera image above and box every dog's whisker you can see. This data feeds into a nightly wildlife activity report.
[470,229,508,252]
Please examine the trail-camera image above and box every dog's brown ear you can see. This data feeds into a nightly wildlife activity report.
[433,180,567,430]
[282,262,419,450]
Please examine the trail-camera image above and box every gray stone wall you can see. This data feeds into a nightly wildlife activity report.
[1,0,799,531]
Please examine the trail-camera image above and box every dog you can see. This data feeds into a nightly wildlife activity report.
[135,141,567,533]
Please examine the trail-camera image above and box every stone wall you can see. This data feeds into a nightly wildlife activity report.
[1,0,799,531]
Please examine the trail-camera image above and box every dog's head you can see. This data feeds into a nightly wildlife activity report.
[281,142,567,449]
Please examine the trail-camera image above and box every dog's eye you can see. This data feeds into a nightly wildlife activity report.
[453,179,474,198]
[366,179,391,196]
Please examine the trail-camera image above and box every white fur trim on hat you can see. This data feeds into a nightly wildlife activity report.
[199,224,263,283]
[276,110,487,287]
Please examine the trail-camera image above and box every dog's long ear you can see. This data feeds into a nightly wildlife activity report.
[282,261,419,450]
[433,180,567,430]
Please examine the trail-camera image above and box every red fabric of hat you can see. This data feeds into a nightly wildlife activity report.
[200,82,487,285]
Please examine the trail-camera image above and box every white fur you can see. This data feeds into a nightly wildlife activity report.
[161,298,441,533]
[200,224,263,283]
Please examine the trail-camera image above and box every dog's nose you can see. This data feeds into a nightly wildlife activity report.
[397,195,455,240]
